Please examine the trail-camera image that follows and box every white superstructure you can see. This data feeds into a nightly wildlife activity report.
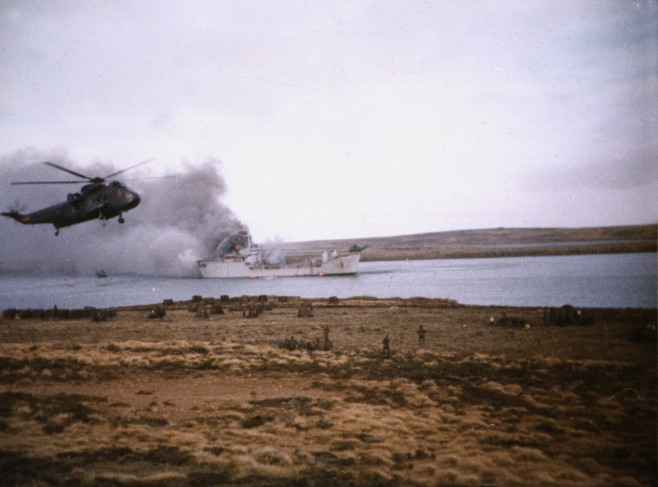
[196,236,360,278]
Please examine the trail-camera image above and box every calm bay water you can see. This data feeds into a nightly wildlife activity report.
[0,253,655,310]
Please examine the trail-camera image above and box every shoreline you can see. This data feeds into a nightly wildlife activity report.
[1,249,655,311]
[359,240,656,261]
[278,224,656,262]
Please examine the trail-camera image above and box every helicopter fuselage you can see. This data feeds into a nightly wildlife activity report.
[2,181,141,230]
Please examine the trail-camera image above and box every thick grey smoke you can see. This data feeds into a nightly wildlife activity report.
[0,150,248,276]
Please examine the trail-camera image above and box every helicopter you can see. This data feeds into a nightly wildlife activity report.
[2,160,150,236]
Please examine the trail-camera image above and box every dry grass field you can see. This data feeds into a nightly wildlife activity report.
[0,296,655,486]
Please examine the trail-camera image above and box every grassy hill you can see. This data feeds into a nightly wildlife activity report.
[275,224,657,261]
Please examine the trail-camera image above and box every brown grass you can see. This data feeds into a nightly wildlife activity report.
[0,297,655,486]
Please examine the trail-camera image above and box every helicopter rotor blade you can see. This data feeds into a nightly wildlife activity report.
[8,159,155,186]
[121,175,177,182]
[11,181,85,185]
[103,158,154,179]
[43,161,93,181]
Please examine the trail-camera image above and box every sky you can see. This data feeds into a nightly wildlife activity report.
[1,0,656,246]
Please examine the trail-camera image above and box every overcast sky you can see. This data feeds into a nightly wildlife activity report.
[1,0,656,243]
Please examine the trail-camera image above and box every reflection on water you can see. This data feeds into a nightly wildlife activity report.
[0,253,655,309]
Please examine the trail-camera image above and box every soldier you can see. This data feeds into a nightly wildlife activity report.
[320,324,332,351]
[382,334,391,358]
[149,307,166,319]
[91,309,108,322]
[243,305,259,318]
[297,301,313,317]
[417,325,426,346]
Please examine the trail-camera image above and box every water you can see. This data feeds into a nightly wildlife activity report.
[0,253,655,310]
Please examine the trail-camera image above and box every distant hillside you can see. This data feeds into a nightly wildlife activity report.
[275,224,657,261]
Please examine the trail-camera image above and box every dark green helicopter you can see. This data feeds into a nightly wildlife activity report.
[2,160,150,236]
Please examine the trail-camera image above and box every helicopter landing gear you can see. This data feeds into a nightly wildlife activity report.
[118,214,125,224]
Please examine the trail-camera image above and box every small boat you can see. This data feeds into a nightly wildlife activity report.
[196,234,360,279]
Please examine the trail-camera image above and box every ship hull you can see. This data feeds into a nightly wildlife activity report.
[197,253,360,279]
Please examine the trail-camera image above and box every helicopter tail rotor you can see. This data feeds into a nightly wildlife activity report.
[1,210,26,223]
[8,199,28,213]
[1,199,28,221]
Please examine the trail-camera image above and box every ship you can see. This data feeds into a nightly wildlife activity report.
[196,234,360,279]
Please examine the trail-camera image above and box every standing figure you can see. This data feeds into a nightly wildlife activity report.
[417,325,426,346]
[382,334,391,358]
[321,324,332,351]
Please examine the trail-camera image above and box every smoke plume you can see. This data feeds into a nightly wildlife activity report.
[0,150,248,276]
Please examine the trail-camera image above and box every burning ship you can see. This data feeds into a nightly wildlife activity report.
[196,232,360,279]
